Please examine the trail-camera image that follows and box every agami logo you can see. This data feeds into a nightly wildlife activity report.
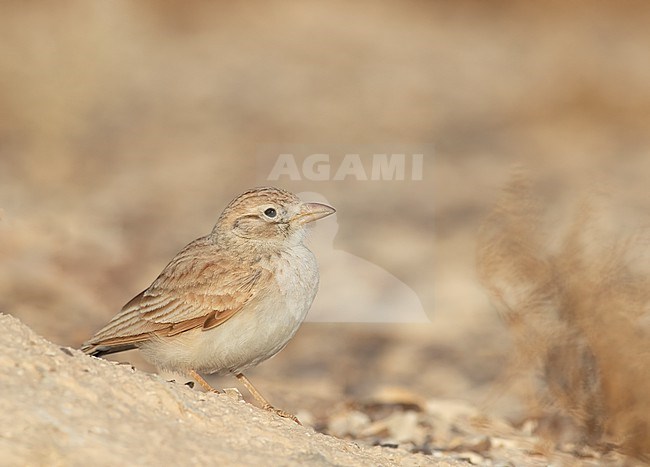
[268,153,424,181]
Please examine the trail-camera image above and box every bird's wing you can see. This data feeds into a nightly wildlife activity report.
[82,237,268,350]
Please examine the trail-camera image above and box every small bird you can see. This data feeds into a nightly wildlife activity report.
[81,187,335,424]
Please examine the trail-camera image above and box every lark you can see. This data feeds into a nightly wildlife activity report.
[82,187,335,424]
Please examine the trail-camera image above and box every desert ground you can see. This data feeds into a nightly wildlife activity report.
[1,2,649,465]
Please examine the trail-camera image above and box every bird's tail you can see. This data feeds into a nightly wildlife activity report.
[80,342,138,358]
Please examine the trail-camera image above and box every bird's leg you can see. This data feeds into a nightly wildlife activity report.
[235,373,301,425]
[188,369,221,393]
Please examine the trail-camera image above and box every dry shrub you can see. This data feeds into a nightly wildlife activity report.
[477,172,650,461]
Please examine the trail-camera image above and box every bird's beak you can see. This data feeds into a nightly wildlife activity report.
[293,202,336,225]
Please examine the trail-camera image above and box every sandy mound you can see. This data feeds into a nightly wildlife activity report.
[0,313,464,466]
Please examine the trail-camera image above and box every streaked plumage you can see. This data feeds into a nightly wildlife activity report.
[81,187,335,423]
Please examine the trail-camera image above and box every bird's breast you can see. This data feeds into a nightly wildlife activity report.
[270,245,319,321]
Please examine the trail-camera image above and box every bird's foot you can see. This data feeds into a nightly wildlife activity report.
[263,403,302,425]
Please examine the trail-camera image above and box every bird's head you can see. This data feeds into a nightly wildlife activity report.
[214,187,335,249]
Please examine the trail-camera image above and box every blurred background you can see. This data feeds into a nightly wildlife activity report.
[1,0,650,458]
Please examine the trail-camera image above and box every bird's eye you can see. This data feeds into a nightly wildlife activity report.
[264,207,277,218]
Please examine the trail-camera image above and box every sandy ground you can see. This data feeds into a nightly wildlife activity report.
[3,313,632,466]
[0,313,468,467]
